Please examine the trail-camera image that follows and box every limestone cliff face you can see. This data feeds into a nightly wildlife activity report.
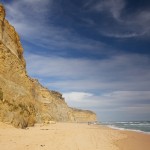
[0,4,96,128]
[69,108,97,122]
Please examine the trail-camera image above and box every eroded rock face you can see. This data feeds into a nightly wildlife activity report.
[0,4,97,128]
[69,108,97,122]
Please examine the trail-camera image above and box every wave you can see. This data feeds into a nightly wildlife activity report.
[129,123,150,126]
[107,125,150,135]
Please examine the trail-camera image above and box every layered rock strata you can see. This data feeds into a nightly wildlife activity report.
[0,4,96,128]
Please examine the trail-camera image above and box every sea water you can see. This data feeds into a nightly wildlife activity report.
[101,121,150,134]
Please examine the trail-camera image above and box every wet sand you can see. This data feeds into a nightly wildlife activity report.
[0,122,149,150]
[116,130,150,150]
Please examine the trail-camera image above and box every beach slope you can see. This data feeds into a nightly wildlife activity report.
[0,122,149,150]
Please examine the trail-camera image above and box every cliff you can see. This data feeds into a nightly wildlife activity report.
[0,4,96,128]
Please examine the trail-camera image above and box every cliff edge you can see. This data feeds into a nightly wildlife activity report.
[0,4,96,128]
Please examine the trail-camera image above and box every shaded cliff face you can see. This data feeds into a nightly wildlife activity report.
[0,4,96,128]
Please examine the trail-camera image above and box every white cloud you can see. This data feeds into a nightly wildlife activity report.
[25,52,150,91]
[24,50,150,121]
[125,10,150,36]
[100,32,145,38]
[5,0,150,41]
[85,0,150,38]
[63,91,150,121]
[5,0,106,53]
[63,92,93,102]
[89,0,125,20]
[4,0,150,121]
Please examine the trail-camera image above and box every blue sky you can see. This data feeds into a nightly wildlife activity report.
[3,0,150,121]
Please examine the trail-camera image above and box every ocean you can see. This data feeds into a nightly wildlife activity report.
[101,121,150,134]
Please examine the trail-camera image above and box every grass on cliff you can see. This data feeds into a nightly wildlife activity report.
[0,98,36,128]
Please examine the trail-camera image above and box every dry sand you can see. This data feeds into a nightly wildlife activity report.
[0,122,149,150]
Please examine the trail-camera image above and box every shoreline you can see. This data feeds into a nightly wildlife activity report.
[106,124,150,135]
[0,122,150,150]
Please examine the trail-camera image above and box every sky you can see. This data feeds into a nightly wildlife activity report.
[2,0,150,122]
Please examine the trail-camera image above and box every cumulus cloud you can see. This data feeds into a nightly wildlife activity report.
[63,91,150,121]
[63,92,93,102]
[63,91,150,109]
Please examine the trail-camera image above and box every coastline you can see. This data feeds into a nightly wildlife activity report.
[0,122,150,150]
[107,124,150,135]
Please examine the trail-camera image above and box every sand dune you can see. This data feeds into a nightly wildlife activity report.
[0,122,149,150]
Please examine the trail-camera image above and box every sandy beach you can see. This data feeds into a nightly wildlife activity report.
[0,122,150,150]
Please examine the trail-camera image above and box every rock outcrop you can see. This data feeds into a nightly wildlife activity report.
[0,4,96,128]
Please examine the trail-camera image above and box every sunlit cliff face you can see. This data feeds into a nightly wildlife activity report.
[0,5,5,21]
